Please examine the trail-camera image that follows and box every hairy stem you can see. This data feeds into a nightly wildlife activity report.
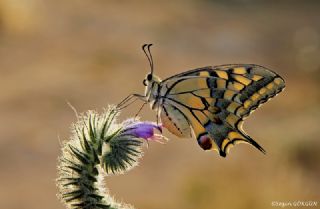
[57,106,143,209]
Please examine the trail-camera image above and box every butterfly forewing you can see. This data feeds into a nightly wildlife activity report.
[158,64,285,157]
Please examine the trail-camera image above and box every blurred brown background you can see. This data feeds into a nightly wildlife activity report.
[0,0,319,209]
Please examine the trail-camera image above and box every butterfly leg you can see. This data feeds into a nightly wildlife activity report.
[117,93,146,110]
[156,101,161,126]
[134,102,147,118]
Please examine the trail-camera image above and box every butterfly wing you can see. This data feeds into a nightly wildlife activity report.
[160,102,192,138]
[158,64,285,157]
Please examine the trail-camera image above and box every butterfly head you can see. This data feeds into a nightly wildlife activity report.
[143,73,161,86]
[141,44,161,102]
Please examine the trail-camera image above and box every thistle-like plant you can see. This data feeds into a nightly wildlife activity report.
[56,106,163,209]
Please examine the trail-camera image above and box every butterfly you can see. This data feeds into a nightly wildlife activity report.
[118,44,285,157]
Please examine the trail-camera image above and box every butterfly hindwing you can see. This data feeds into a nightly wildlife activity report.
[159,64,285,157]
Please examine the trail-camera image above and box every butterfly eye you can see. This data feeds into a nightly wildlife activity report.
[143,79,147,86]
[147,74,152,81]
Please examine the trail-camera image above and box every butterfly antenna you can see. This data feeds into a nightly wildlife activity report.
[142,43,154,75]
[147,44,154,75]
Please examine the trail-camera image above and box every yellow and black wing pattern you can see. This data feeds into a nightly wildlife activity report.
[159,64,285,157]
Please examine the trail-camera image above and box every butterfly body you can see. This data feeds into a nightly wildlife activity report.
[119,44,285,157]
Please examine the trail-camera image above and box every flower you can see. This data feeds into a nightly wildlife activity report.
[122,119,167,143]
[57,106,167,209]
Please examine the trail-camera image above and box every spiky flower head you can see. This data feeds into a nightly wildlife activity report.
[57,106,164,209]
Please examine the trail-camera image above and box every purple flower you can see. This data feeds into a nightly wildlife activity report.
[122,120,167,143]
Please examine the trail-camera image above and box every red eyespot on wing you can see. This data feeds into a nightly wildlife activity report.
[198,135,212,150]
